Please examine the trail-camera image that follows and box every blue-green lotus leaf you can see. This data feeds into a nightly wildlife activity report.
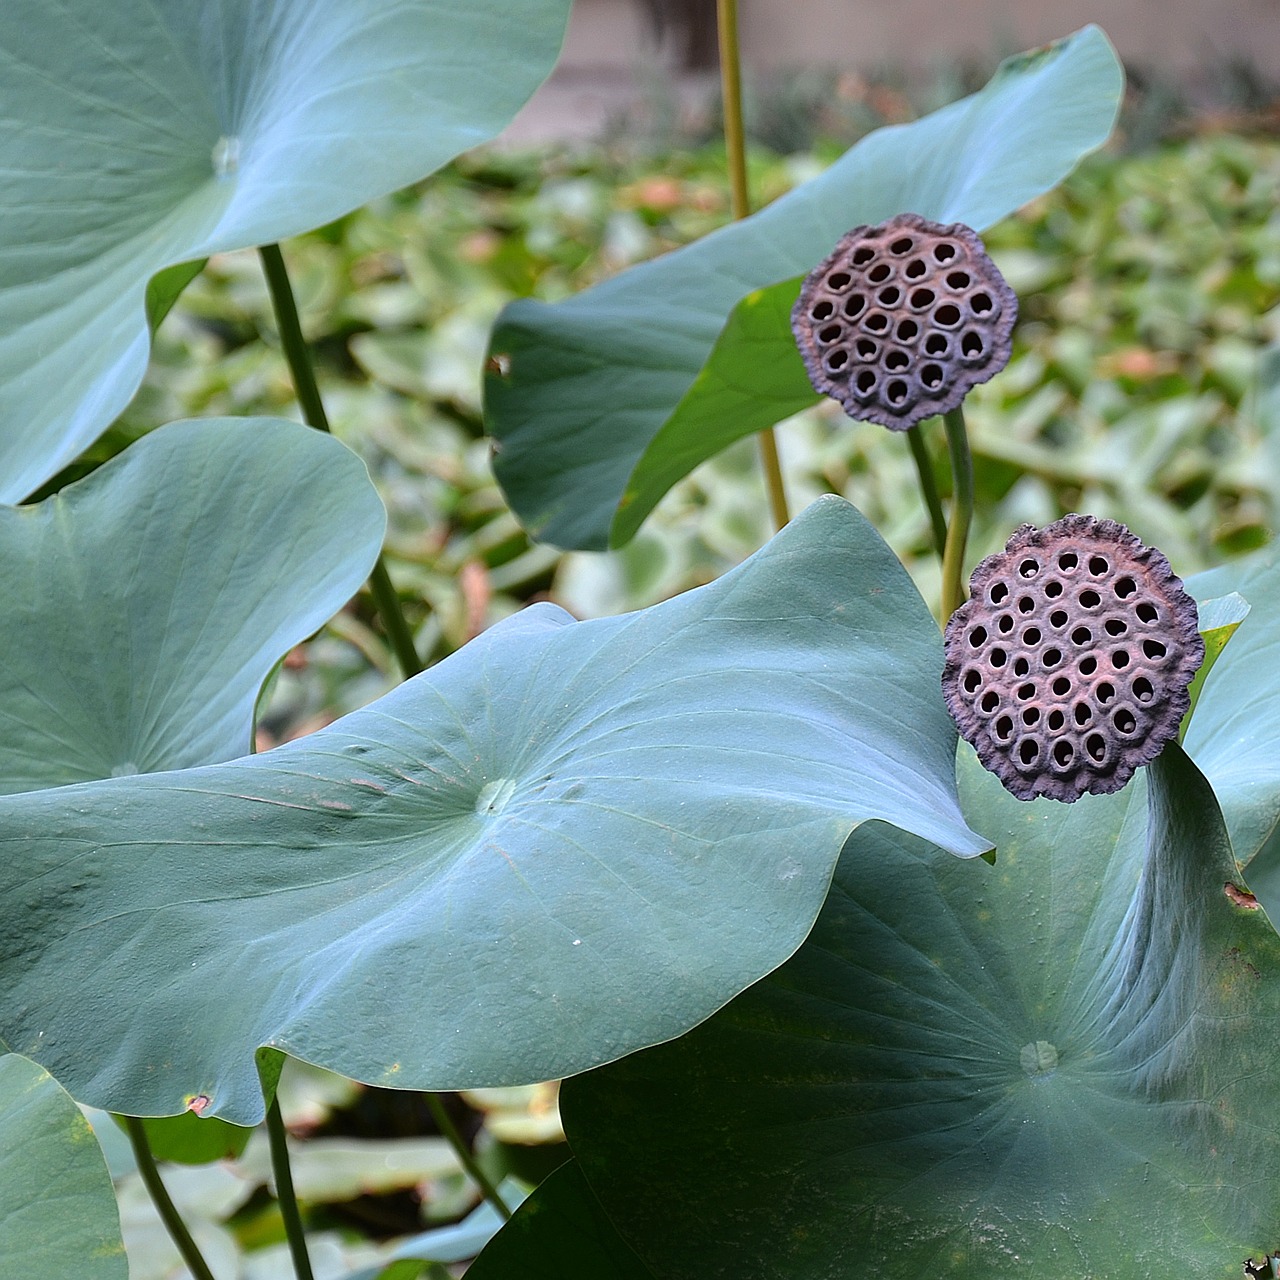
[0,417,385,793]
[485,26,1123,550]
[0,1054,127,1278]
[0,0,571,501]
[0,497,987,1124]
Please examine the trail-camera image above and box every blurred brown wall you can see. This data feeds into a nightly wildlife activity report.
[559,0,1277,74]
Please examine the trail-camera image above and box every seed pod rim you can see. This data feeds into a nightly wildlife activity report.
[942,514,1205,802]
[792,211,1018,431]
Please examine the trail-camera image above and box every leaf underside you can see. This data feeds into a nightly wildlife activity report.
[477,744,1280,1279]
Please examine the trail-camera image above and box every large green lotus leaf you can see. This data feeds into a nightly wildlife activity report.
[1185,548,1280,868]
[0,497,987,1125]
[0,417,385,793]
[541,743,1280,1279]
[0,1053,127,1279]
[0,0,571,503]
[485,26,1122,551]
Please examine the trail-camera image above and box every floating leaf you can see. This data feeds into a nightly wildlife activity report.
[0,1054,127,1278]
[384,1176,529,1266]
[0,0,572,501]
[542,743,1280,1279]
[0,417,385,793]
[486,27,1123,550]
[0,497,987,1123]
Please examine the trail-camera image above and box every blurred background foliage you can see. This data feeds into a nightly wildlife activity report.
[102,67,1280,1275]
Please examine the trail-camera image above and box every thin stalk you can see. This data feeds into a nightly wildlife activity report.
[757,430,790,531]
[258,243,423,678]
[366,559,424,678]
[123,1117,218,1280]
[423,1092,512,1222]
[716,0,749,224]
[906,424,948,558]
[265,1098,315,1280]
[717,0,789,531]
[940,406,974,623]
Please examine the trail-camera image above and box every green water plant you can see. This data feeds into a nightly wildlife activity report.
[3,4,1280,1278]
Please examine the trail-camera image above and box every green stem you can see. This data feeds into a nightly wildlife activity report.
[906,424,948,558]
[123,1117,218,1280]
[757,430,790,531]
[716,0,749,223]
[367,559,425,678]
[717,0,790,531]
[940,406,974,623]
[258,243,424,679]
[265,1097,315,1280]
[424,1092,513,1222]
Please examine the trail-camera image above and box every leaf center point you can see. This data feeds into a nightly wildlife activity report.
[212,136,241,178]
[474,777,517,816]
[1019,1039,1059,1078]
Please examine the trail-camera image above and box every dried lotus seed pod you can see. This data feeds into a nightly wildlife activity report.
[792,212,1016,430]
[942,515,1204,803]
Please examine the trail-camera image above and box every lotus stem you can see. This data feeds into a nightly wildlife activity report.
[265,1097,315,1280]
[123,1116,218,1280]
[940,406,974,622]
[906,424,948,558]
[717,0,789,531]
[423,1092,513,1222]
[258,242,424,679]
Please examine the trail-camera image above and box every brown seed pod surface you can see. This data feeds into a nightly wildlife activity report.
[942,515,1205,803]
[792,212,1016,430]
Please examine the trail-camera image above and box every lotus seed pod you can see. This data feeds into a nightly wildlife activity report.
[941,515,1205,803]
[791,212,1017,430]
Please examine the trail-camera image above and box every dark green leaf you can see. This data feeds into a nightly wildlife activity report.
[486,27,1123,550]
[468,1162,654,1280]
[556,743,1280,1278]
[0,497,986,1123]
[145,260,207,333]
